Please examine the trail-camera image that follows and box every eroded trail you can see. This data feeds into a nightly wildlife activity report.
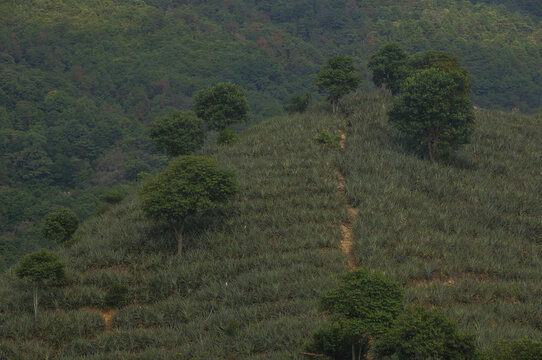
[336,131,359,270]
[83,308,116,331]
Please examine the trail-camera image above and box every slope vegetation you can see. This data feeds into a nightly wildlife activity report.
[2,0,542,269]
[0,110,349,359]
[340,92,542,347]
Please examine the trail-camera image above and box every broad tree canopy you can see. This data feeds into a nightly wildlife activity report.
[149,110,205,157]
[194,82,250,131]
[368,42,409,94]
[40,208,79,244]
[315,55,361,112]
[388,68,474,162]
[139,155,238,257]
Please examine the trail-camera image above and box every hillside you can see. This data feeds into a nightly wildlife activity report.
[0,109,348,358]
[340,92,542,345]
[2,0,542,270]
[1,93,541,358]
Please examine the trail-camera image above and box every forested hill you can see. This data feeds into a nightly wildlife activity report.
[1,0,542,268]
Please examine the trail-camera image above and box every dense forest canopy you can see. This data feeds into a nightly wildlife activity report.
[1,0,542,268]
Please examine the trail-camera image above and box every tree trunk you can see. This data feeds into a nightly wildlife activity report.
[427,141,435,162]
[174,221,185,258]
[33,285,38,319]
[352,343,356,360]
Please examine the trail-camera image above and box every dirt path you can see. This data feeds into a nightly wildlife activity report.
[83,308,116,331]
[336,131,359,270]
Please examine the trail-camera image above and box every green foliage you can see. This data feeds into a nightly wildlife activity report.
[372,306,478,360]
[139,156,238,226]
[315,130,341,149]
[315,55,361,113]
[15,249,65,285]
[40,208,79,244]
[306,321,360,360]
[306,269,404,359]
[340,92,542,346]
[105,282,130,308]
[139,155,238,257]
[3,0,542,270]
[407,51,472,95]
[485,337,542,360]
[100,190,125,205]
[216,129,239,145]
[149,110,205,157]
[388,68,475,162]
[368,42,409,94]
[0,108,347,357]
[194,82,250,131]
[284,92,312,114]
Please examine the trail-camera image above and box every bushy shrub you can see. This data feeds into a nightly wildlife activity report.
[105,283,130,308]
[284,92,312,114]
[315,130,341,149]
[100,190,125,205]
[216,129,239,145]
[40,208,79,244]
[484,337,542,360]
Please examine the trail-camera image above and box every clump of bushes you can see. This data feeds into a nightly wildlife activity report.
[40,208,79,244]
[284,92,312,114]
[315,130,341,149]
[105,283,130,308]
[217,129,239,145]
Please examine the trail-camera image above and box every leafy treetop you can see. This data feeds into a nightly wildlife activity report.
[149,110,205,157]
[139,155,238,257]
[315,55,362,113]
[320,268,404,339]
[194,82,250,131]
[368,42,409,94]
[40,208,79,244]
[388,68,474,162]
[15,249,66,285]
[372,306,478,360]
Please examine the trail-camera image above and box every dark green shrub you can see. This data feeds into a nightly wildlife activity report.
[105,283,130,308]
[315,130,341,149]
[484,337,542,360]
[306,269,404,359]
[149,110,205,157]
[40,208,79,244]
[372,306,478,360]
[100,190,124,205]
[284,92,312,114]
[216,129,239,145]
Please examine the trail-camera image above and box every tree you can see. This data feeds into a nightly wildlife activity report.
[406,51,471,97]
[388,68,475,162]
[368,42,409,95]
[305,269,404,360]
[15,249,66,319]
[149,110,205,157]
[194,82,250,132]
[315,55,361,113]
[40,208,79,244]
[372,306,478,360]
[139,156,238,258]
[284,92,312,114]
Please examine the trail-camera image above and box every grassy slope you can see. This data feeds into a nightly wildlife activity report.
[1,93,541,357]
[0,110,348,359]
[340,92,542,347]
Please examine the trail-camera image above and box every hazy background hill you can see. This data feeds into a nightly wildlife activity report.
[1,0,542,267]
